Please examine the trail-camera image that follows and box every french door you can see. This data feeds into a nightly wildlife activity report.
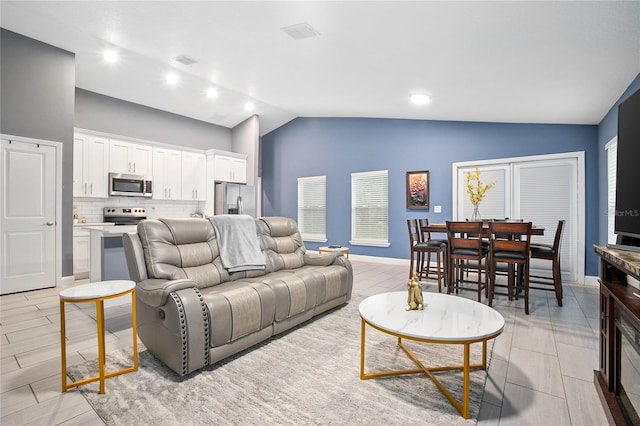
[453,152,584,284]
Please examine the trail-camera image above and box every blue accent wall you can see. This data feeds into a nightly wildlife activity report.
[262,117,601,275]
[597,73,640,244]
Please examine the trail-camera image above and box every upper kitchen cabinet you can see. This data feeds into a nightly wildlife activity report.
[213,152,247,184]
[109,139,153,175]
[181,151,206,201]
[152,147,182,200]
[73,133,109,198]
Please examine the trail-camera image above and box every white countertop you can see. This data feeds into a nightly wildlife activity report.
[359,291,504,342]
[83,225,138,234]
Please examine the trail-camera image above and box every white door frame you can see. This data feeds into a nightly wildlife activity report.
[452,151,586,284]
[1,133,63,288]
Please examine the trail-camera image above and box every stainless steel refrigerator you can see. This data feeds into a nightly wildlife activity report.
[214,182,256,217]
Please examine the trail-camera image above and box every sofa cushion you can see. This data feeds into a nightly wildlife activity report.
[201,281,275,346]
[255,271,317,321]
[257,217,306,272]
[137,218,229,288]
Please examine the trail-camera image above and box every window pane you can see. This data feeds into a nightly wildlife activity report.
[297,176,326,240]
[351,170,388,245]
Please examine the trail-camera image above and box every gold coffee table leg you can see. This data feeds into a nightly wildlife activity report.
[60,299,67,392]
[360,320,489,419]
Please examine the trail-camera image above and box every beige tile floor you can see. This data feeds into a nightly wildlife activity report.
[0,259,609,425]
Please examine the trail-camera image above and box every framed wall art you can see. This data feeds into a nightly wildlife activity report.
[406,170,429,210]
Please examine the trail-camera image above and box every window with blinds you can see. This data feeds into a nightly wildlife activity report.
[297,176,326,242]
[350,170,389,247]
[606,138,617,244]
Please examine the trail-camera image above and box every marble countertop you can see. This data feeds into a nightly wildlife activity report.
[594,245,640,280]
[83,225,138,234]
[359,291,505,342]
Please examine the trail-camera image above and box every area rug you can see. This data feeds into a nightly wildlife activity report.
[67,294,494,425]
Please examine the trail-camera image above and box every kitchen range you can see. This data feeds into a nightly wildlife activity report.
[103,207,147,225]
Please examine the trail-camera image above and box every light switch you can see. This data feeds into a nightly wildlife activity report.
[434,205,442,213]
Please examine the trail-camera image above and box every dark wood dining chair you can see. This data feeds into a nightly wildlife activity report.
[417,218,446,289]
[446,221,489,302]
[488,221,533,314]
[529,220,565,307]
[407,219,445,292]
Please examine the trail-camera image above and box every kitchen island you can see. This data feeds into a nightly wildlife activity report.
[82,225,137,283]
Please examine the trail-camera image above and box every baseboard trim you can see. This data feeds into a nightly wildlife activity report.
[60,275,75,287]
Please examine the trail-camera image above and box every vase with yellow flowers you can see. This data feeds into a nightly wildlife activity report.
[465,168,495,221]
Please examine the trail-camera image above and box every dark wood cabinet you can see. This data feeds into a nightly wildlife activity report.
[595,245,640,426]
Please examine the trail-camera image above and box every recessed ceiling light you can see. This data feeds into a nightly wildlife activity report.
[244,101,255,111]
[207,87,218,98]
[165,73,179,85]
[103,49,118,63]
[410,94,431,105]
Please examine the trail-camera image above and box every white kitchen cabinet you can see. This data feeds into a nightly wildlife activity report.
[181,152,206,200]
[109,139,153,175]
[73,228,90,278]
[153,147,182,200]
[213,154,247,183]
[73,133,109,198]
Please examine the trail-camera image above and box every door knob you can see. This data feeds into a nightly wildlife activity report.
[46,221,54,226]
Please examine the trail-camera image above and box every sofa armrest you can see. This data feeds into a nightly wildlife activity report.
[304,252,339,266]
[123,231,147,283]
[137,278,198,307]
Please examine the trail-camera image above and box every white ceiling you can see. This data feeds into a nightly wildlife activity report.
[2,1,639,136]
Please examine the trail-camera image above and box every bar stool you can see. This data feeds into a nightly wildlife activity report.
[488,221,533,314]
[407,219,445,292]
[530,220,565,307]
[417,218,446,289]
[446,221,489,302]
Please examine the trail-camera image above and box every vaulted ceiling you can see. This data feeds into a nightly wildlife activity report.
[2,1,639,135]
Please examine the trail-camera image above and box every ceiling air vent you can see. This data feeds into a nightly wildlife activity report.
[280,22,320,40]
[172,55,197,66]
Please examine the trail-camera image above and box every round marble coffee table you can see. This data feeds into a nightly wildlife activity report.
[359,291,504,419]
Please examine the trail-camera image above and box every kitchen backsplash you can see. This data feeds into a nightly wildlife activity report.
[73,197,204,223]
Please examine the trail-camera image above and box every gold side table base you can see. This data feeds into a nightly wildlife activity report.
[60,287,138,394]
[360,319,488,419]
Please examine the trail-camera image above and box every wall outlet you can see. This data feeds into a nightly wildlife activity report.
[434,205,442,213]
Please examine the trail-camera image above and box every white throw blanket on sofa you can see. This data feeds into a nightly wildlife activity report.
[210,215,266,273]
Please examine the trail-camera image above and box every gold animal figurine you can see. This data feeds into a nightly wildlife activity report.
[406,272,423,311]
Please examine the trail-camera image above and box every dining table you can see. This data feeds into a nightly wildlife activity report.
[421,221,545,237]
[420,221,545,299]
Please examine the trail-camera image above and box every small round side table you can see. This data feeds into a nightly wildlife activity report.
[318,246,350,258]
[59,280,138,394]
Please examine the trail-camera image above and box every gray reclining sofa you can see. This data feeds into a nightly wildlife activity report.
[123,216,353,376]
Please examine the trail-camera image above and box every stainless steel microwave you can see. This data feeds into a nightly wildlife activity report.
[108,173,153,197]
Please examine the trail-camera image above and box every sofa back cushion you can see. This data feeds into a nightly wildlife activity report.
[257,217,305,272]
[137,218,229,288]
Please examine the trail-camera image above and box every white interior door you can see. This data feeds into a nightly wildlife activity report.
[1,138,57,294]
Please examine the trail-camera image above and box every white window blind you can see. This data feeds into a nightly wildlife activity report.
[457,167,508,220]
[350,170,389,247]
[514,160,575,280]
[297,176,326,242]
[606,138,617,244]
